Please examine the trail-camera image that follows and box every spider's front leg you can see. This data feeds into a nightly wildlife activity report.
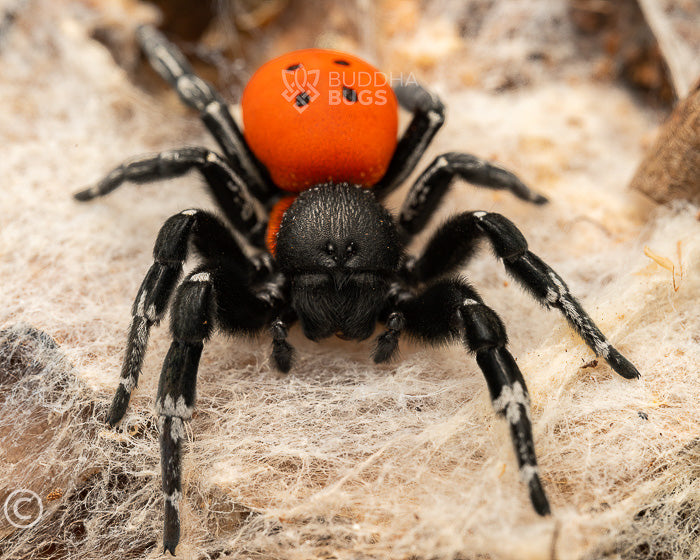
[395,279,551,515]
[405,211,640,379]
[155,272,291,554]
[106,207,278,425]
[109,209,285,553]
[156,268,215,554]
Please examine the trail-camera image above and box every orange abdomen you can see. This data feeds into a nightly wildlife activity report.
[242,49,398,192]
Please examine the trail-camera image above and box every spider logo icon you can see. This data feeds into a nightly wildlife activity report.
[281,65,320,113]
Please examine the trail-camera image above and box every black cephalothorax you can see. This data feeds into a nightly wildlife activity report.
[276,184,401,346]
[77,26,640,555]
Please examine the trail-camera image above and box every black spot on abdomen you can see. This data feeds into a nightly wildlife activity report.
[295,92,311,106]
[342,87,357,102]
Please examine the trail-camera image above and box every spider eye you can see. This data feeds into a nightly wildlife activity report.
[346,241,357,255]
[325,242,336,254]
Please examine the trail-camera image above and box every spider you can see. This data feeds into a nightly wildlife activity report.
[76,26,640,554]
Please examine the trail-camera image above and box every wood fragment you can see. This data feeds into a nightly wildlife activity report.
[643,244,683,291]
[629,78,700,205]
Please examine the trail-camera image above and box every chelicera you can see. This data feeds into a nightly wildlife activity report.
[76,26,640,554]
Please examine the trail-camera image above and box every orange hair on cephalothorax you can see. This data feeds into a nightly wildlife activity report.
[266,195,297,255]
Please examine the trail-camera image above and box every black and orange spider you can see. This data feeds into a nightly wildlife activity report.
[76,26,639,554]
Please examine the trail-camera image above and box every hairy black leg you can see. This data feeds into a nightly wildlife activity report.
[398,279,550,515]
[155,270,215,554]
[156,263,291,553]
[408,211,640,379]
[75,148,267,248]
[155,263,286,553]
[136,25,275,204]
[107,263,180,426]
[372,311,405,363]
[270,319,294,372]
[107,209,269,426]
[399,152,547,237]
[373,83,445,200]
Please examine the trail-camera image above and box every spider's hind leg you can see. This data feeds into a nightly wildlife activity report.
[396,279,551,515]
[75,148,268,249]
[135,25,274,203]
[373,83,445,200]
[399,152,548,239]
